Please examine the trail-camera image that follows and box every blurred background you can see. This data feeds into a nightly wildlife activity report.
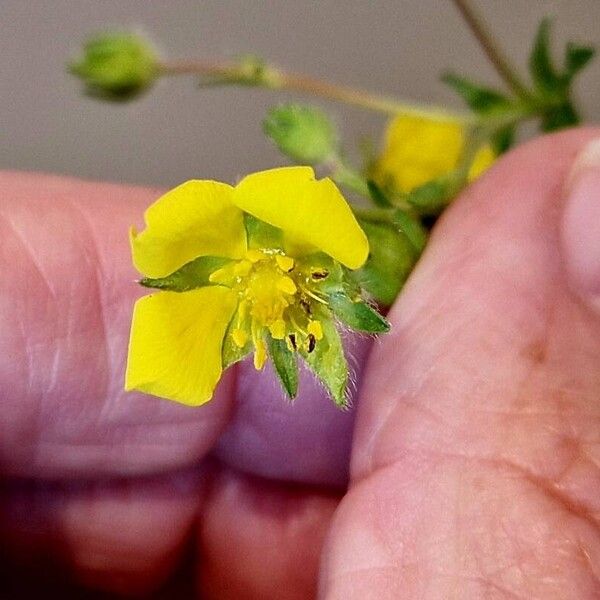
[1,0,599,188]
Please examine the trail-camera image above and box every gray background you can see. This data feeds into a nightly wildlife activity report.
[2,1,599,188]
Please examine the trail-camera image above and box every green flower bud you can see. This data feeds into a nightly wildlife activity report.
[264,104,338,164]
[69,32,159,101]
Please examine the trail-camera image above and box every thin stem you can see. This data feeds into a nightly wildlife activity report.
[159,59,472,123]
[451,0,530,99]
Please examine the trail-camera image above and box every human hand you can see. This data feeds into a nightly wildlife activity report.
[1,128,600,599]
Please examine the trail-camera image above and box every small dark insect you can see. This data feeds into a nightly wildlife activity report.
[307,333,316,353]
[288,333,297,350]
[310,268,329,280]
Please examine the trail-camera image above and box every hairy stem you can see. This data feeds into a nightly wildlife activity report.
[451,0,530,99]
[159,59,472,122]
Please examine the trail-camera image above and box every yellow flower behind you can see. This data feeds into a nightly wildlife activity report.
[125,167,370,406]
[370,114,495,194]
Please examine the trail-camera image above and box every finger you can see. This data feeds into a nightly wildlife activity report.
[0,468,203,596]
[561,138,600,313]
[198,466,340,599]
[0,171,233,478]
[321,128,600,598]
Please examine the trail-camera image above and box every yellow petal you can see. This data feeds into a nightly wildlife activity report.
[371,115,495,194]
[468,144,496,181]
[233,167,368,270]
[125,287,237,406]
[131,180,247,279]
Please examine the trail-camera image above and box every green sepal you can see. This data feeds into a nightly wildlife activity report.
[328,292,389,333]
[442,73,512,114]
[267,336,299,399]
[393,209,428,254]
[367,180,394,208]
[352,219,417,306]
[221,314,252,370]
[244,214,283,249]
[300,314,348,408]
[263,103,338,164]
[139,255,232,292]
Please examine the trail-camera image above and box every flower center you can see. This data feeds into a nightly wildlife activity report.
[209,248,328,369]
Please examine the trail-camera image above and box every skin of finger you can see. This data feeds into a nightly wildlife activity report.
[320,128,600,598]
[214,333,372,488]
[0,171,235,478]
[198,466,340,600]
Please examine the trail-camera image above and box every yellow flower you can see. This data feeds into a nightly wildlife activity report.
[125,166,369,406]
[370,114,495,194]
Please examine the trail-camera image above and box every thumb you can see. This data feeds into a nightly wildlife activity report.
[562,138,600,314]
[320,128,600,599]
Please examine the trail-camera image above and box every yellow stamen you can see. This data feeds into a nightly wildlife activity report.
[232,328,248,348]
[254,338,267,370]
[246,249,266,263]
[275,255,295,272]
[276,276,297,295]
[233,260,252,277]
[269,319,286,339]
[209,264,235,284]
[307,320,323,341]
[299,284,328,305]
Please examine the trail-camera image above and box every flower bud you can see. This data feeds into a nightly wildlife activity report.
[264,104,338,164]
[69,32,158,101]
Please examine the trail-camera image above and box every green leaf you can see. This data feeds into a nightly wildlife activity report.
[393,209,428,253]
[529,18,560,92]
[540,101,579,132]
[222,316,252,369]
[263,104,338,164]
[367,180,393,208]
[328,292,389,333]
[140,255,232,292]
[267,336,298,399]
[491,125,516,154]
[301,315,348,407]
[442,73,511,114]
[352,219,417,306]
[405,177,454,216]
[565,43,595,79]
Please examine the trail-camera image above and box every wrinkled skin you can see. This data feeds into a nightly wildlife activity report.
[1,129,600,599]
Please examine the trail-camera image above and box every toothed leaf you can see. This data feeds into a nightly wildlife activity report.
[267,337,298,399]
[328,293,389,333]
[301,315,348,407]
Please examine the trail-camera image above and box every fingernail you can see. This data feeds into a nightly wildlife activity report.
[562,138,600,310]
